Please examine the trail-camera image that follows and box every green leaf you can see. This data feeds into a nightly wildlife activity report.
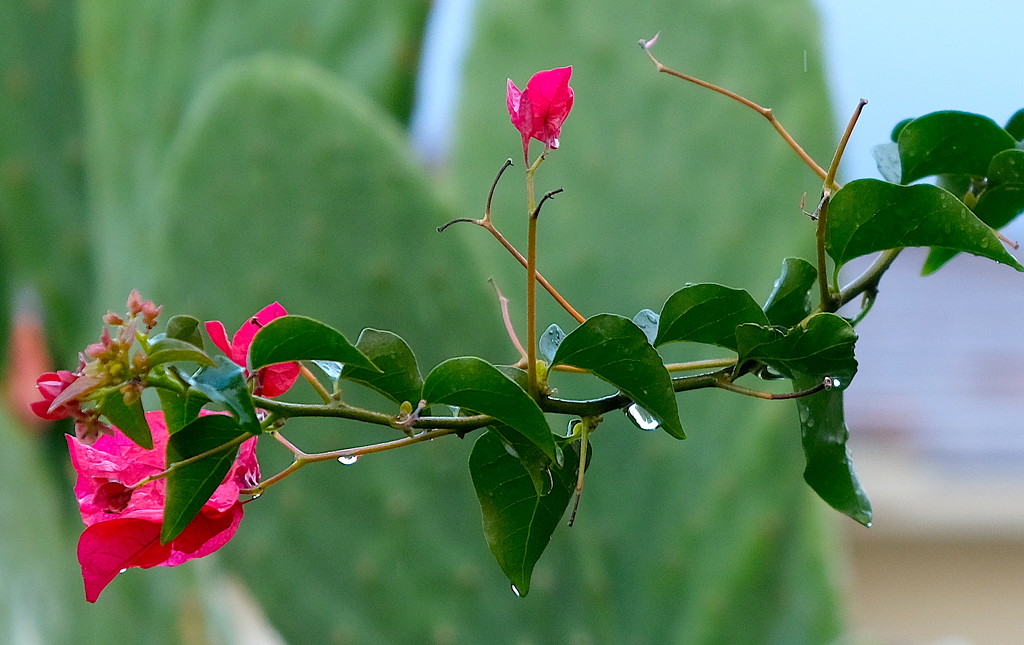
[871,143,901,184]
[1005,108,1024,141]
[792,374,872,526]
[924,149,1024,272]
[538,323,566,363]
[826,179,1023,272]
[631,309,660,345]
[187,356,260,434]
[976,149,1024,228]
[147,337,215,368]
[422,357,557,461]
[890,118,913,142]
[157,388,206,435]
[762,258,817,327]
[162,414,249,543]
[469,429,582,596]
[736,313,858,385]
[654,283,769,351]
[165,315,205,349]
[97,390,152,449]
[248,315,378,373]
[736,313,867,525]
[552,314,684,439]
[340,328,423,406]
[897,111,1016,184]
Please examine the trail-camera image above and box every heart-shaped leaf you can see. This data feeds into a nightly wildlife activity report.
[422,357,557,461]
[162,414,249,543]
[654,283,769,350]
[469,429,582,596]
[826,179,1023,272]
[552,314,684,439]
[897,111,1015,184]
[248,315,378,373]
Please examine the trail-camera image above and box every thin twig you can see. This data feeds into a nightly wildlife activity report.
[299,363,333,403]
[639,34,829,182]
[715,377,829,400]
[437,161,586,324]
[816,99,868,313]
[489,278,527,363]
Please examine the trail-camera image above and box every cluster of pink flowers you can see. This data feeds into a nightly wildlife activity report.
[32,289,164,444]
[68,410,259,602]
[32,297,297,601]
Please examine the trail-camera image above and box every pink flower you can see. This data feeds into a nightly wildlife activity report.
[205,302,300,397]
[506,66,575,164]
[31,370,81,421]
[67,410,259,602]
[31,369,111,444]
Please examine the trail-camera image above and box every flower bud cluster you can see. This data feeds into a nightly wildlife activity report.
[31,290,163,443]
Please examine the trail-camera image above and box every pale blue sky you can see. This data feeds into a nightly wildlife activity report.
[816,0,1024,195]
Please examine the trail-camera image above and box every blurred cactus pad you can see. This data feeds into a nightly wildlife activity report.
[2,1,845,643]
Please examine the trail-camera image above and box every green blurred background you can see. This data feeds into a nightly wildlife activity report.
[1,1,846,643]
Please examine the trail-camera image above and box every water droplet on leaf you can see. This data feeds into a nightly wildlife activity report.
[625,404,660,431]
[823,376,844,390]
[338,454,359,465]
[511,584,522,597]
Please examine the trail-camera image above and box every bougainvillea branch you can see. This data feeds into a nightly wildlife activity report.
[32,41,1024,602]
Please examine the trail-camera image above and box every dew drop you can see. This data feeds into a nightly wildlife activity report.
[865,521,873,528]
[250,492,262,500]
[448,405,461,417]
[823,376,843,390]
[625,404,660,431]
[118,568,128,575]
[338,454,360,465]
[502,442,520,459]
[511,584,522,597]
